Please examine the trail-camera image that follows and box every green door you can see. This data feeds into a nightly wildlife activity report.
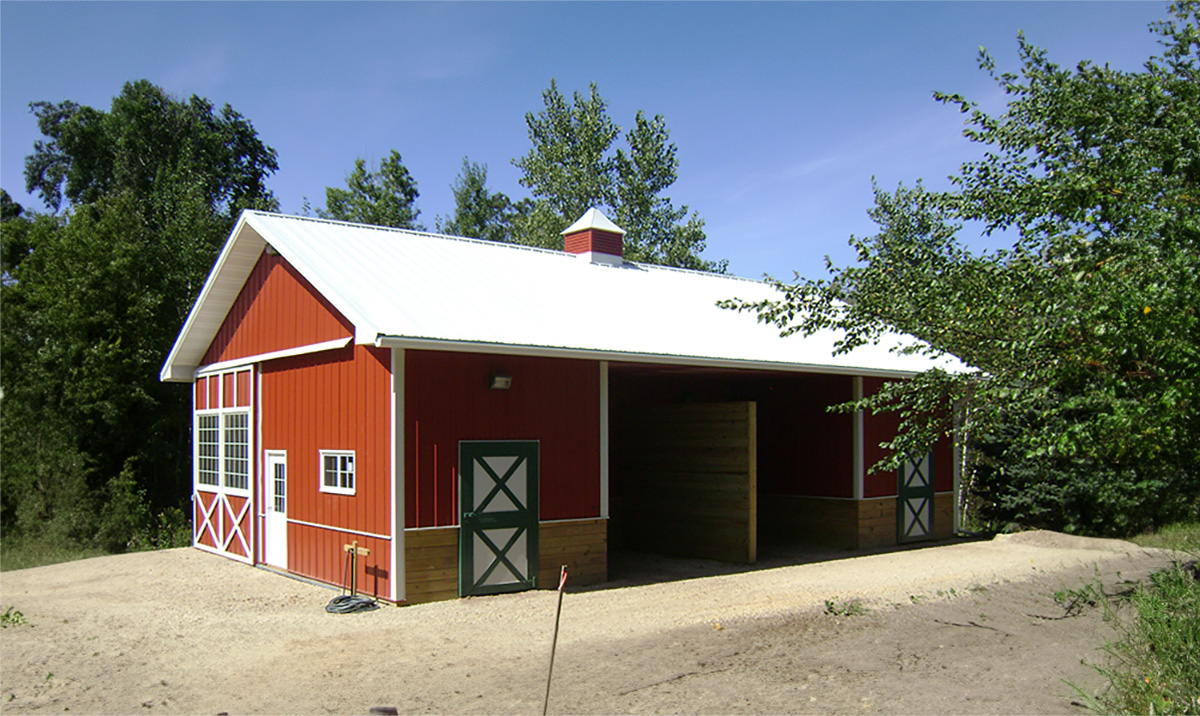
[897,452,935,544]
[459,441,539,597]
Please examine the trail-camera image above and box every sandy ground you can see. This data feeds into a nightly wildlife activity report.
[0,531,1183,715]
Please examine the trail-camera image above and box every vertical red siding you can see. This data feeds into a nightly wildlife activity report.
[202,252,354,365]
[862,377,955,497]
[405,350,601,527]
[195,378,207,410]
[933,433,954,492]
[288,525,390,600]
[769,374,853,498]
[863,377,903,498]
[259,345,393,594]
[236,370,251,407]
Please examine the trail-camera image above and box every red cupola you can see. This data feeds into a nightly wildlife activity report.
[561,208,625,266]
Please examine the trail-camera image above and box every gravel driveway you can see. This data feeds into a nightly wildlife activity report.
[0,531,1179,714]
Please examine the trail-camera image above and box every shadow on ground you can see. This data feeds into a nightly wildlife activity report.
[584,534,994,592]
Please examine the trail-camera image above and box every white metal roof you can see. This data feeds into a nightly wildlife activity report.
[161,211,964,381]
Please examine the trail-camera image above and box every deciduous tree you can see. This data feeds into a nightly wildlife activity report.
[319,150,423,230]
[726,2,1200,535]
[2,80,278,552]
[436,158,516,242]
[513,81,724,272]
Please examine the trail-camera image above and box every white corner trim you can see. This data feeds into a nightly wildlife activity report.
[390,348,406,603]
[852,376,864,501]
[195,337,352,377]
[599,361,609,519]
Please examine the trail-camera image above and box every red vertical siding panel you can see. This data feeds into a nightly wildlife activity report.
[222,374,234,408]
[863,377,901,498]
[195,378,207,410]
[201,253,354,365]
[934,436,954,492]
[405,350,601,527]
[258,344,392,596]
[236,370,251,407]
[208,377,219,408]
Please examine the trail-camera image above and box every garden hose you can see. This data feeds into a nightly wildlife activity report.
[325,548,378,613]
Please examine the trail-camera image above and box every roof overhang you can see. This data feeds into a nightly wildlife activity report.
[160,214,269,382]
[374,335,933,380]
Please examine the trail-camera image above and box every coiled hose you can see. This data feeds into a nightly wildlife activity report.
[325,549,378,613]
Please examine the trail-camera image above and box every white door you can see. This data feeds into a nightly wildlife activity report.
[264,451,288,569]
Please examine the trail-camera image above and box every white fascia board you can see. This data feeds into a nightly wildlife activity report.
[161,364,196,382]
[195,337,353,376]
[374,335,929,379]
[160,212,266,382]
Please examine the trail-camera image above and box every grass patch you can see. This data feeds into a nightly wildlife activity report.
[1074,521,1200,715]
[0,537,108,572]
[1,606,29,628]
[1129,522,1200,554]
[1082,565,1200,715]
[1,506,190,572]
[824,597,868,617]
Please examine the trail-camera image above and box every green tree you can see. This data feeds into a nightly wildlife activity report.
[24,80,277,219]
[2,189,30,279]
[726,2,1200,535]
[512,80,724,272]
[1,80,278,553]
[614,111,720,271]
[319,150,423,230]
[435,158,516,242]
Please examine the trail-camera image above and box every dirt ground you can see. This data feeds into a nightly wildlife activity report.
[0,531,1183,715]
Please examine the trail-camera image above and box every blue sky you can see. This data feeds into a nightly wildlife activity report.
[1,1,1167,280]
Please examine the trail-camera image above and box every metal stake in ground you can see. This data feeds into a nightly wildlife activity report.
[543,565,568,716]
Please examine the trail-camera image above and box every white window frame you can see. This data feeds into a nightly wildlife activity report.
[196,413,221,487]
[319,450,356,496]
[193,370,253,497]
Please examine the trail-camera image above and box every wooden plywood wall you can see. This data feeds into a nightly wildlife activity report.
[616,402,757,564]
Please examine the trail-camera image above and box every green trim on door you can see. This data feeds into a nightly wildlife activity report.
[897,452,934,544]
[459,441,539,597]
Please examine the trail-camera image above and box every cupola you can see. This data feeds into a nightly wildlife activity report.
[561,208,625,266]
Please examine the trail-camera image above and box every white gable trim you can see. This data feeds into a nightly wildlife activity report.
[161,214,267,382]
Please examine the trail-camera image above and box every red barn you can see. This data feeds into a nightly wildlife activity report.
[161,209,962,604]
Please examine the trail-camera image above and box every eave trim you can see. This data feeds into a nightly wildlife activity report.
[194,336,352,377]
[374,335,926,379]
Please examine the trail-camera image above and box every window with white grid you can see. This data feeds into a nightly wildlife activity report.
[320,451,355,495]
[272,461,286,513]
[223,412,250,490]
[197,415,220,486]
[194,370,252,495]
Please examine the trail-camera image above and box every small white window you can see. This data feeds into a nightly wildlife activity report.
[320,451,355,495]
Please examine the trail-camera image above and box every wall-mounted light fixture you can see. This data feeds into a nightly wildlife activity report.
[489,374,512,390]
